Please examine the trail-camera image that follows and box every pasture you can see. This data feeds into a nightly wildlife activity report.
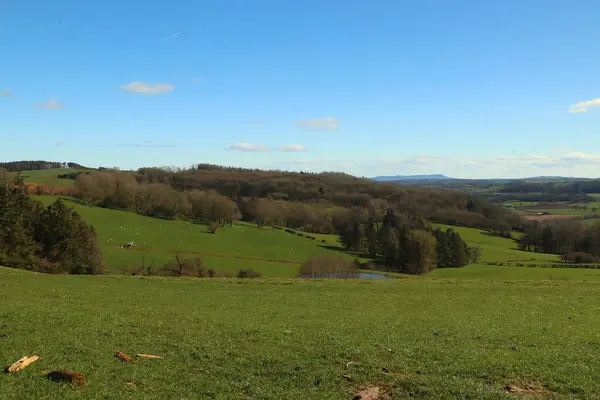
[31,196,357,276]
[431,223,559,265]
[2,267,600,399]
[10,168,87,188]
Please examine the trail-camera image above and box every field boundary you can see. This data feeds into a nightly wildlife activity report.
[122,246,303,265]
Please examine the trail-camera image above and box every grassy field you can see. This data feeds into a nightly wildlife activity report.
[10,168,87,188]
[32,196,357,276]
[431,223,559,265]
[429,264,600,281]
[2,267,600,399]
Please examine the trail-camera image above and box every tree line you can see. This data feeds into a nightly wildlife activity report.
[0,161,88,172]
[0,172,104,274]
[519,219,600,262]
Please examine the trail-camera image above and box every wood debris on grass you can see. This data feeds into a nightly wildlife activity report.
[115,351,133,362]
[46,370,86,387]
[3,355,39,373]
[136,353,162,359]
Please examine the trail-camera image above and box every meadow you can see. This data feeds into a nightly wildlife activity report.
[32,196,358,277]
[431,223,559,265]
[2,267,600,399]
[9,168,87,188]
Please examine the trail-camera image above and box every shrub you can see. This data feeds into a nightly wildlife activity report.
[208,268,216,278]
[159,255,207,277]
[208,221,219,234]
[237,268,262,278]
[561,252,600,264]
[298,256,358,278]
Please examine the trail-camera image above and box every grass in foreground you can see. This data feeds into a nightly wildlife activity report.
[428,264,600,281]
[1,267,600,399]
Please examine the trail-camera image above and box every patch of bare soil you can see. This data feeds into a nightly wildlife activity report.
[353,386,391,400]
[505,382,551,397]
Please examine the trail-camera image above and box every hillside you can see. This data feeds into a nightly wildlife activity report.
[32,196,356,277]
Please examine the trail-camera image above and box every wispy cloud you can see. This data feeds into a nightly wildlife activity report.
[552,147,568,152]
[162,32,181,40]
[568,98,600,114]
[339,161,353,167]
[1,89,10,97]
[278,144,307,152]
[120,81,175,95]
[55,141,65,147]
[296,117,339,130]
[36,99,64,110]
[226,142,269,152]
[192,77,201,83]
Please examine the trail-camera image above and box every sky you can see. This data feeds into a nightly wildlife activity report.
[2,0,600,179]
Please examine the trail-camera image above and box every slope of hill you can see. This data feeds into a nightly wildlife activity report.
[32,196,357,276]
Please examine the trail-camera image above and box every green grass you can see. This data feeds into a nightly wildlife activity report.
[431,223,559,264]
[10,168,87,188]
[2,267,600,399]
[31,196,354,276]
[429,264,600,281]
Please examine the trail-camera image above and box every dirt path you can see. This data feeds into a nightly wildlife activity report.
[121,246,302,265]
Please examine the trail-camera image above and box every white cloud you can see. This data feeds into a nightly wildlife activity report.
[278,144,307,152]
[560,152,600,164]
[120,81,175,95]
[226,142,269,152]
[36,99,64,110]
[569,98,600,114]
[296,116,339,130]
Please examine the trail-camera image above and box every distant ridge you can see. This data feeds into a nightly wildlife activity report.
[371,174,453,182]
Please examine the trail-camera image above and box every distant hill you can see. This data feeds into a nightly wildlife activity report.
[371,174,453,182]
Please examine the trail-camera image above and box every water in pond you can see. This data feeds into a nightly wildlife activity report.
[298,273,390,279]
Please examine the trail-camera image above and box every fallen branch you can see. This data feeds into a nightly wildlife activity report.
[3,355,39,373]
[136,354,162,359]
[115,351,133,362]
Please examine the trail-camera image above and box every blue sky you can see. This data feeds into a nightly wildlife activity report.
[2,0,600,178]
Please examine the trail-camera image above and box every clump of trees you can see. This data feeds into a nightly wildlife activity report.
[74,172,240,226]
[0,172,104,274]
[520,219,600,261]
[0,160,88,172]
[297,256,359,278]
[333,207,479,274]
